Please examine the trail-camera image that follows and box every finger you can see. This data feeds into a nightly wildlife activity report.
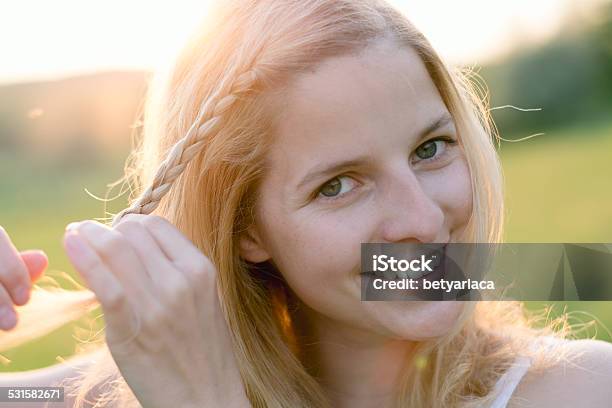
[114,219,180,288]
[20,250,48,282]
[136,216,216,286]
[0,226,33,305]
[0,284,17,330]
[115,219,197,312]
[63,231,137,344]
[137,216,204,262]
[71,221,159,310]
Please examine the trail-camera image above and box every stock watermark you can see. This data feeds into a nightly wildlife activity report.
[0,386,64,402]
[361,243,612,301]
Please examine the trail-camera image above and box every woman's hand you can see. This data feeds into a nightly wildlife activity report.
[0,226,48,330]
[62,216,250,408]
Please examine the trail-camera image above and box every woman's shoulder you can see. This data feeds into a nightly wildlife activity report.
[509,338,612,407]
[0,346,109,407]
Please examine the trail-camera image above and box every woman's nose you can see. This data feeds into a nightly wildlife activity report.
[377,170,444,244]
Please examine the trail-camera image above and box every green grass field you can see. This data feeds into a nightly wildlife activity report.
[499,121,612,345]
[1,121,611,372]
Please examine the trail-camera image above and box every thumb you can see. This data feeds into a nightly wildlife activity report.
[19,250,48,283]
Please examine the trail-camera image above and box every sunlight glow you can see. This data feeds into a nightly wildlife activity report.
[0,0,598,84]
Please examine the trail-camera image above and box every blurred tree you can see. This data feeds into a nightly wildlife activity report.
[479,1,612,139]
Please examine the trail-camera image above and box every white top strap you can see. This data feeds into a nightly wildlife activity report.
[489,354,532,408]
[488,336,564,407]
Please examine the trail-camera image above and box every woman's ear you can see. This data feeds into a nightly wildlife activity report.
[239,225,271,263]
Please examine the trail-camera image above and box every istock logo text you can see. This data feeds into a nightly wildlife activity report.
[372,254,434,273]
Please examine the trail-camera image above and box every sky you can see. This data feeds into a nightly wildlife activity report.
[0,0,601,84]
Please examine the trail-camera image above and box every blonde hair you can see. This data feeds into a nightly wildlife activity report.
[2,0,576,406]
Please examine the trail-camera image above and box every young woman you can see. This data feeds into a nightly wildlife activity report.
[1,0,612,406]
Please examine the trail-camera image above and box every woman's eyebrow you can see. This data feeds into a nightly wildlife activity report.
[295,112,454,192]
[295,156,370,192]
[420,112,454,137]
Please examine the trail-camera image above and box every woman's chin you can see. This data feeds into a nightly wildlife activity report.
[365,300,466,340]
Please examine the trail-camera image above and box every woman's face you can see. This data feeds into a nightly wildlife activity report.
[240,38,473,340]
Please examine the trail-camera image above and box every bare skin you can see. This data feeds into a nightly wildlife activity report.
[240,38,471,407]
[1,37,611,408]
[0,217,249,408]
[0,226,47,330]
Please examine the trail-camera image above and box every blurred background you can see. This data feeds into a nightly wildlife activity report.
[0,0,611,371]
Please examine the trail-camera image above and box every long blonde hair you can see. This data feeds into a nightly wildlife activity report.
[2,0,574,406]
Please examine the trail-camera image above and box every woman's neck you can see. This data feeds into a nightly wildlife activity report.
[293,303,415,408]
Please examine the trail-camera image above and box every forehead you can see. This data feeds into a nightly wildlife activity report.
[266,39,448,190]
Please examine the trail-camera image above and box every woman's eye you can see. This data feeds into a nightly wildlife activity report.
[316,176,358,201]
[312,137,457,203]
[413,136,457,163]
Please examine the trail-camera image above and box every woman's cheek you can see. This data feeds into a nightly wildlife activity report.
[277,216,359,288]
[441,156,473,223]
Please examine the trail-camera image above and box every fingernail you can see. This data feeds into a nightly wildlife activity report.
[14,285,30,305]
[33,250,47,257]
[64,232,87,261]
[65,222,80,232]
[0,306,16,329]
